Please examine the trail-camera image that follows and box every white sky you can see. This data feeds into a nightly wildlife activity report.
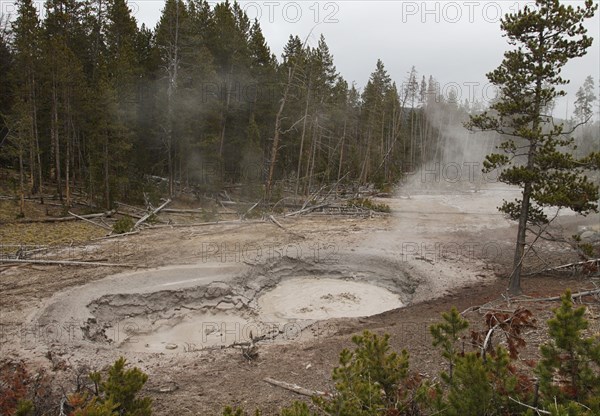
[3,0,599,117]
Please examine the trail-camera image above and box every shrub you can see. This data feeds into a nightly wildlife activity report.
[313,331,410,415]
[429,307,469,382]
[72,357,152,416]
[536,290,600,413]
[112,217,134,234]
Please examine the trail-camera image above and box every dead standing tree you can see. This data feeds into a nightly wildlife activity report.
[265,30,315,200]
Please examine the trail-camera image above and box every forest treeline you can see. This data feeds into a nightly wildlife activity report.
[0,0,597,209]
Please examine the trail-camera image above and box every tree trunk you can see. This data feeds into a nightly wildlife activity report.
[509,31,545,295]
[266,67,292,198]
[295,85,311,195]
[51,80,62,201]
[337,119,347,184]
[307,117,318,194]
[104,138,110,210]
[219,65,234,158]
[18,144,25,217]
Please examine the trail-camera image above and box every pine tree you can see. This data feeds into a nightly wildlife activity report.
[11,0,43,194]
[154,0,188,196]
[536,290,600,411]
[465,0,599,294]
[76,357,152,415]
[313,331,410,415]
[360,59,392,184]
[429,307,469,382]
[574,76,596,123]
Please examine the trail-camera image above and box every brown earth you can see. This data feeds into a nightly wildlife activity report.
[1,188,599,415]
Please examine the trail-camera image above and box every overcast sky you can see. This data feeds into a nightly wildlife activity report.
[6,0,597,116]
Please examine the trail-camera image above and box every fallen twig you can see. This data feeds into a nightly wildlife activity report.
[263,377,329,397]
[269,215,306,239]
[16,211,115,224]
[0,259,142,267]
[284,203,329,217]
[92,231,140,240]
[509,397,550,415]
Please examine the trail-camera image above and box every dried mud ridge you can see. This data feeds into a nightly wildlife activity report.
[76,255,419,349]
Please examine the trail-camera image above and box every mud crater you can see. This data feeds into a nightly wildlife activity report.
[83,256,416,353]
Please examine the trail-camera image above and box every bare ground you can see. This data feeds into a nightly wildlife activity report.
[1,188,599,415]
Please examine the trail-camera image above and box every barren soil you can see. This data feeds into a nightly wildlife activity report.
[1,186,599,415]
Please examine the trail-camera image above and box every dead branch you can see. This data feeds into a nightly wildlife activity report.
[460,306,480,316]
[508,397,550,415]
[149,220,265,228]
[161,208,204,214]
[68,211,112,231]
[0,259,142,267]
[515,288,600,303]
[269,215,306,239]
[92,231,140,240]
[523,259,600,276]
[242,201,261,220]
[134,199,171,229]
[269,215,285,230]
[263,377,329,398]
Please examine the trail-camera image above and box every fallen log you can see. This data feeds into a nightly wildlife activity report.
[149,220,265,228]
[0,259,141,267]
[134,199,171,229]
[68,211,112,231]
[161,208,204,214]
[284,203,329,217]
[263,377,328,397]
[242,201,261,219]
[16,211,115,224]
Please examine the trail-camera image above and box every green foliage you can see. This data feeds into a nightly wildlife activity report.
[221,407,245,416]
[74,357,152,416]
[314,331,409,415]
[430,307,469,383]
[536,290,600,412]
[113,217,134,234]
[443,347,525,416]
[279,402,312,416]
[14,400,34,416]
[72,397,118,416]
[221,407,262,416]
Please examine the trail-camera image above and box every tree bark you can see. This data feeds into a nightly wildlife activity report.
[508,30,545,296]
[266,67,292,198]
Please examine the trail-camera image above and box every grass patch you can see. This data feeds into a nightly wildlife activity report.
[348,198,391,213]
[0,222,106,249]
